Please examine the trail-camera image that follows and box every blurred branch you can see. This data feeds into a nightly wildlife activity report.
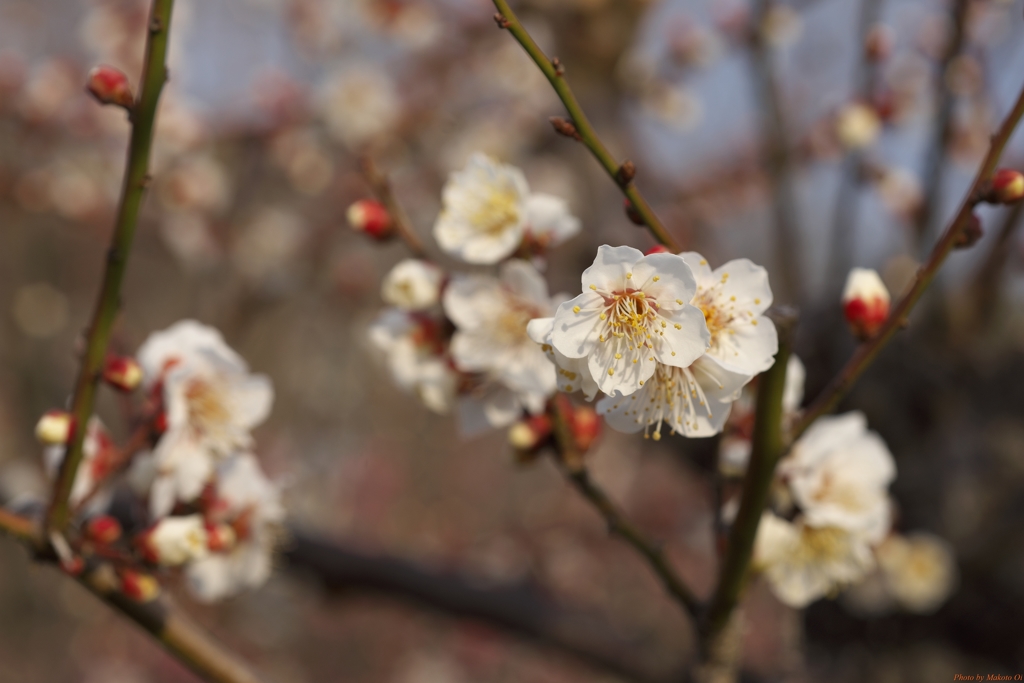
[793,77,1024,440]
[283,530,680,683]
[968,201,1024,329]
[698,311,795,682]
[827,0,884,292]
[747,0,803,303]
[548,398,703,620]
[47,0,176,534]
[913,0,970,252]
[360,156,428,258]
[0,507,266,683]
[491,0,681,251]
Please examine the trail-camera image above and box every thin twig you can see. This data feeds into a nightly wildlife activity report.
[912,0,970,252]
[548,399,702,620]
[47,0,176,534]
[0,507,38,544]
[698,312,795,671]
[491,0,680,251]
[748,0,803,303]
[359,156,428,258]
[793,78,1024,441]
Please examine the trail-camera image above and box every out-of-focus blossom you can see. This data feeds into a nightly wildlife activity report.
[434,154,579,264]
[119,569,160,602]
[985,168,1024,204]
[137,320,273,517]
[158,214,222,270]
[43,417,117,509]
[876,167,924,220]
[680,252,778,376]
[842,268,890,339]
[551,245,709,396]
[876,533,958,613]
[84,515,123,545]
[348,198,393,240]
[159,153,233,215]
[382,259,444,311]
[444,260,558,403]
[139,514,209,566]
[320,64,401,148]
[526,317,599,400]
[456,378,542,436]
[186,453,284,601]
[232,207,308,286]
[864,23,894,62]
[642,83,704,132]
[779,412,896,542]
[754,513,875,608]
[369,309,457,414]
[269,128,334,195]
[835,102,881,150]
[17,59,79,122]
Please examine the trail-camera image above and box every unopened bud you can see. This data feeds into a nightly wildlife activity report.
[842,268,890,340]
[347,199,393,240]
[138,515,209,566]
[86,65,134,109]
[35,410,74,445]
[835,102,881,150]
[205,523,237,552]
[508,415,552,452]
[616,161,637,186]
[103,356,143,392]
[571,406,601,452]
[62,556,86,576]
[624,199,644,226]
[119,569,160,602]
[644,244,671,256]
[549,116,581,141]
[953,213,983,249]
[84,516,123,545]
[983,169,1024,205]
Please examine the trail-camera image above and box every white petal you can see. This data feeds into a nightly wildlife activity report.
[580,245,644,292]
[651,306,711,369]
[525,193,580,245]
[499,259,550,306]
[550,291,606,358]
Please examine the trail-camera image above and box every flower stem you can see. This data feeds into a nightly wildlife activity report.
[698,311,795,674]
[792,77,1024,442]
[46,0,175,534]
[548,399,702,619]
[491,0,680,252]
[360,155,428,258]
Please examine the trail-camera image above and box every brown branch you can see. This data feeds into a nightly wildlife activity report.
[491,0,680,251]
[793,77,1024,440]
[359,156,428,258]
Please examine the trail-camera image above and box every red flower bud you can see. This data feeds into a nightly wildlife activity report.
[347,199,393,240]
[842,268,890,340]
[985,169,1024,205]
[644,244,671,256]
[570,405,601,452]
[119,569,160,602]
[86,65,134,109]
[953,212,983,250]
[508,414,552,453]
[103,356,144,392]
[205,523,237,552]
[84,515,123,545]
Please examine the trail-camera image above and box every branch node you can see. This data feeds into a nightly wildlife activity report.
[493,12,510,28]
[549,116,581,141]
[552,57,565,76]
[616,161,636,187]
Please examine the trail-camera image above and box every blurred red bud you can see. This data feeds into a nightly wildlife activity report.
[570,405,601,452]
[842,268,890,340]
[84,516,123,545]
[984,169,1024,205]
[508,414,553,453]
[86,65,134,109]
[35,410,74,445]
[347,199,393,240]
[103,356,143,392]
[953,212,983,249]
[644,244,671,256]
[119,569,160,602]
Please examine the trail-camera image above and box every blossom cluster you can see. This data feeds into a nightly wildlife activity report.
[38,321,284,603]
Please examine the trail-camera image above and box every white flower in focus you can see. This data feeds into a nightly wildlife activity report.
[551,245,710,396]
[597,357,750,440]
[143,514,209,566]
[434,154,530,264]
[835,103,882,150]
[779,412,895,541]
[368,309,456,414]
[876,532,958,614]
[526,317,598,401]
[444,260,559,402]
[382,259,444,311]
[680,252,778,376]
[755,513,875,608]
[186,454,284,602]
[43,417,117,510]
[137,320,274,517]
[320,64,400,148]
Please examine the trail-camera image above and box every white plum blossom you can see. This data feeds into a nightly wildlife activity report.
[597,357,750,440]
[433,154,579,264]
[186,453,284,602]
[368,309,457,415]
[443,260,559,405]
[143,514,209,566]
[382,259,444,311]
[526,317,599,401]
[137,320,274,518]
[875,532,958,614]
[680,252,778,376]
[754,512,875,608]
[456,379,542,437]
[778,412,896,542]
[551,245,710,396]
[319,64,401,148]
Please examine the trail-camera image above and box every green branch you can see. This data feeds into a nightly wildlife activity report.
[491,0,680,251]
[46,0,175,533]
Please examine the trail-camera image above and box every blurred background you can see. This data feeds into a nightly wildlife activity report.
[1,0,1024,681]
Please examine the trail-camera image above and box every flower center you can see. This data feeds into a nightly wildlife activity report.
[185,378,230,435]
[695,290,733,346]
[471,187,520,236]
[604,291,657,346]
[794,525,850,564]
